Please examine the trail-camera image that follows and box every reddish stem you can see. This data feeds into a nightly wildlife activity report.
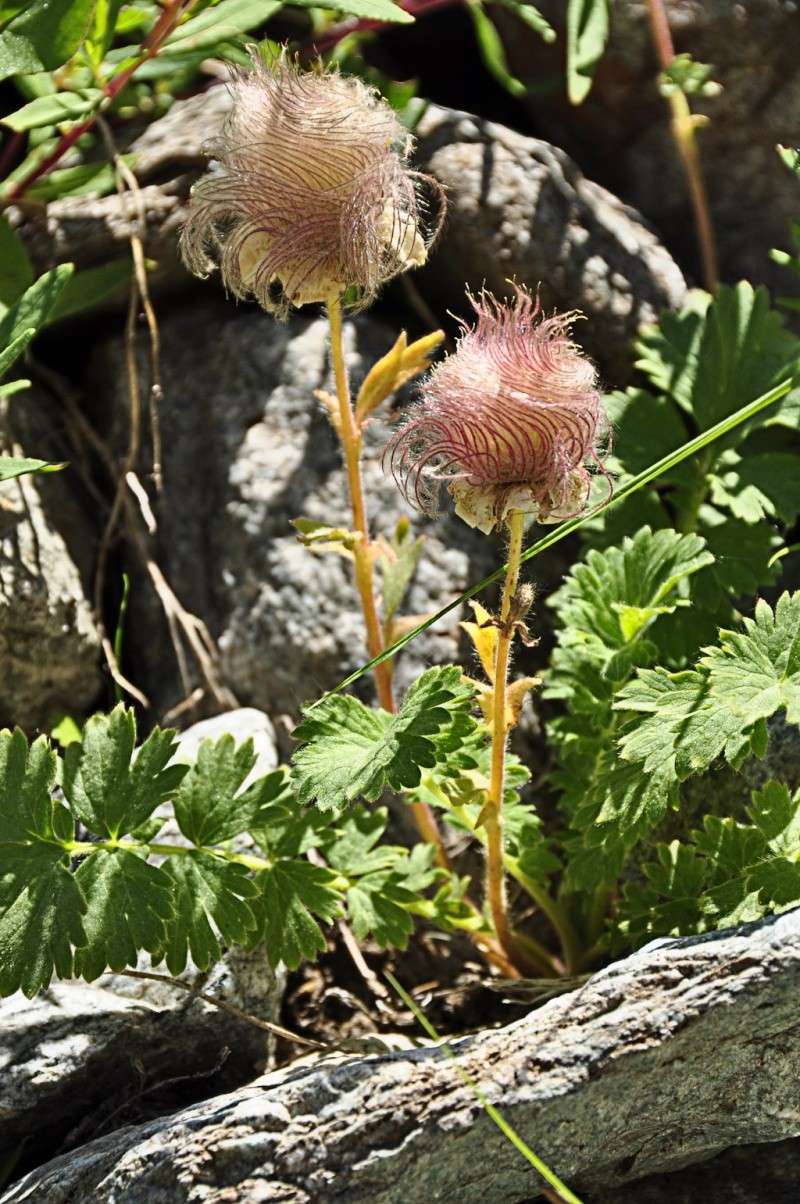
[5,0,195,203]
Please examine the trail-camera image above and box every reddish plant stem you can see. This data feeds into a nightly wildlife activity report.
[5,0,196,203]
[645,0,718,291]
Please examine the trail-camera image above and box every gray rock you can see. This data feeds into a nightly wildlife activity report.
[413,105,687,381]
[89,299,500,719]
[0,389,102,729]
[494,0,800,294]
[16,88,685,378]
[4,909,799,1203]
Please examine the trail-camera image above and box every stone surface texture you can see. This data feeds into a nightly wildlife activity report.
[496,0,800,294]
[413,105,687,381]
[0,389,101,729]
[4,910,799,1203]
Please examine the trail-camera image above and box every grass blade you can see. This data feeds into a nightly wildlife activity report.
[386,972,584,1203]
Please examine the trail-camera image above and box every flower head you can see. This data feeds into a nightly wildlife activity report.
[385,287,610,534]
[180,49,442,317]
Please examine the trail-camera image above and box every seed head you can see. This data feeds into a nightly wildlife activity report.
[180,49,442,317]
[385,287,610,533]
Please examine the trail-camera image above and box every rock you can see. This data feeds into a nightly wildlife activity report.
[172,706,279,779]
[16,88,685,378]
[4,908,799,1202]
[0,388,102,730]
[88,299,501,719]
[413,105,687,381]
[493,0,800,294]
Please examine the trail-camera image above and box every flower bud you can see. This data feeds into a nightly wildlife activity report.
[385,287,610,533]
[180,49,443,317]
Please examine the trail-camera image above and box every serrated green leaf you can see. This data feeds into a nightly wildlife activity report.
[292,666,475,815]
[159,852,259,975]
[73,849,175,980]
[0,213,33,308]
[0,0,97,82]
[2,88,102,132]
[566,0,609,105]
[254,859,342,969]
[635,283,800,437]
[0,728,59,843]
[0,842,85,995]
[709,452,800,526]
[63,706,186,838]
[248,769,334,858]
[346,875,416,948]
[702,592,800,726]
[173,734,259,846]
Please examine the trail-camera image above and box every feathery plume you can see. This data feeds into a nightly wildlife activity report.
[180,49,443,317]
[385,287,610,533]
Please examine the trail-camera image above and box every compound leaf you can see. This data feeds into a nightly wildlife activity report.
[0,842,85,996]
[702,592,800,726]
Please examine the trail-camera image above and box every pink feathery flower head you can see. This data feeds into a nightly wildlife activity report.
[180,48,443,318]
[385,286,610,534]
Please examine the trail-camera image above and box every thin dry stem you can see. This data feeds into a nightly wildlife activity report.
[119,969,328,1050]
[645,0,718,291]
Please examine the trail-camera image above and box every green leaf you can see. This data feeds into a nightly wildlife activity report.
[701,592,800,726]
[254,859,342,969]
[708,451,800,526]
[0,214,33,308]
[0,455,66,482]
[43,258,133,324]
[469,1,526,99]
[72,849,175,980]
[0,264,73,354]
[566,0,609,105]
[287,0,413,21]
[635,283,800,437]
[164,0,284,52]
[0,728,60,843]
[493,0,555,42]
[0,0,98,82]
[2,88,102,132]
[0,842,85,995]
[173,734,275,846]
[378,518,423,623]
[0,330,35,381]
[159,852,259,975]
[292,666,475,815]
[62,706,187,838]
[26,161,135,203]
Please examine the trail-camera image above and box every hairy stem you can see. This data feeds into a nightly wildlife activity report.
[326,297,447,862]
[484,510,526,969]
[645,0,718,292]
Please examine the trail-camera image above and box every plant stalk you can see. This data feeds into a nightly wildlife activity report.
[484,509,525,969]
[645,0,718,292]
[326,297,447,862]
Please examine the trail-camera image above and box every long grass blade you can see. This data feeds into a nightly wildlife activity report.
[385,972,584,1204]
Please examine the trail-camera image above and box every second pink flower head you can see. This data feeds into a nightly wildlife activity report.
[386,287,610,534]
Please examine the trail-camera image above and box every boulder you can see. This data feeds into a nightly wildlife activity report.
[0,388,102,729]
[3,908,799,1202]
[16,88,685,378]
[413,104,687,381]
